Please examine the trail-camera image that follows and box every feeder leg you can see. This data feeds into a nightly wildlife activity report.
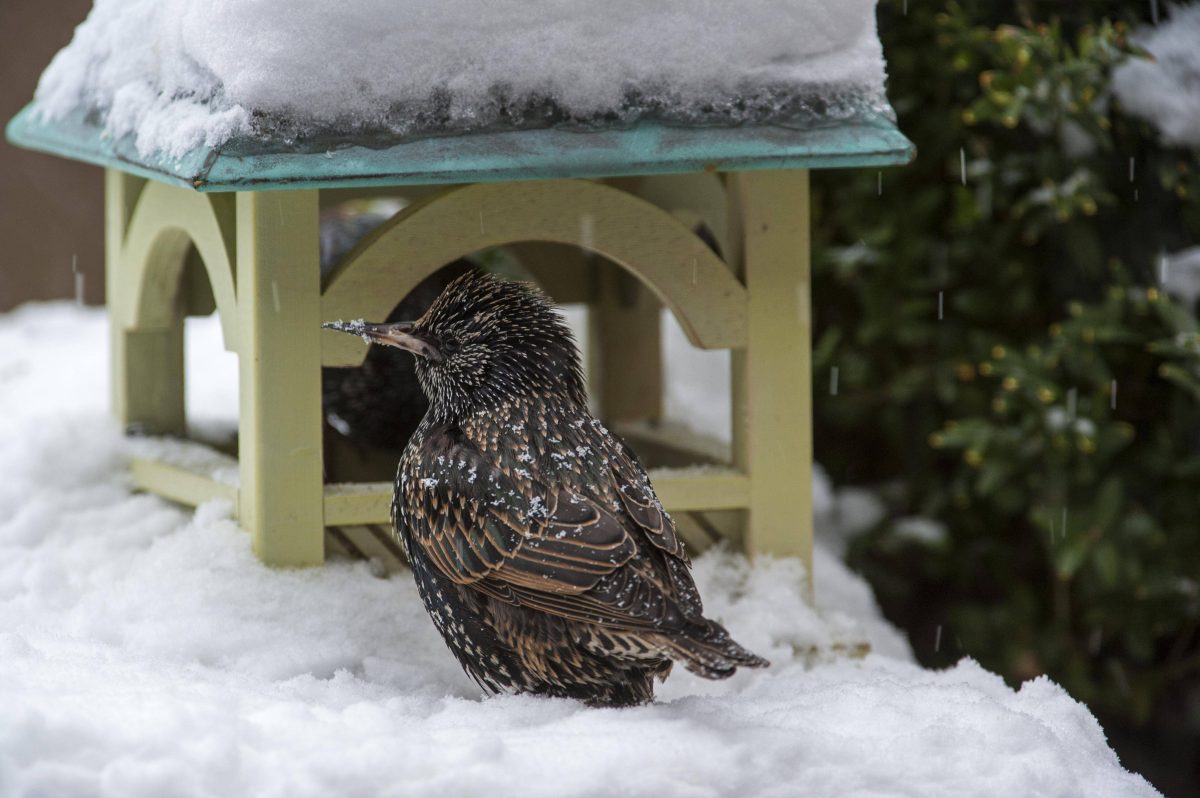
[588,261,663,423]
[105,170,186,435]
[730,170,813,581]
[236,190,325,567]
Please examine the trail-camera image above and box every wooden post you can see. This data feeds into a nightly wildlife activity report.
[236,189,325,567]
[105,169,185,435]
[730,170,813,581]
[588,262,663,423]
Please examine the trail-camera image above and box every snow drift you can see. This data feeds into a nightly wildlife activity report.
[0,303,1157,797]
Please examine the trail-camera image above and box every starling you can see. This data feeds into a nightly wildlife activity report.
[325,271,767,706]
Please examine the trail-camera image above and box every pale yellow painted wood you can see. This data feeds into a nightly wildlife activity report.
[337,525,407,566]
[617,174,735,260]
[650,468,749,511]
[324,482,394,526]
[588,263,663,422]
[236,190,325,568]
[105,170,188,434]
[321,180,745,367]
[730,170,813,576]
[321,468,750,526]
[129,457,238,508]
[118,181,239,352]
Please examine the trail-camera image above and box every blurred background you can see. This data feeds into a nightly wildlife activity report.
[2,1,1197,795]
[0,0,103,310]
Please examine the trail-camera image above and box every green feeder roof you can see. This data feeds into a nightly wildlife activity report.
[7,104,913,193]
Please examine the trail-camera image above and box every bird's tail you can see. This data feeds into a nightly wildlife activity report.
[658,619,768,680]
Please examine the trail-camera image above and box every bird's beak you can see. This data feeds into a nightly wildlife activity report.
[322,320,443,363]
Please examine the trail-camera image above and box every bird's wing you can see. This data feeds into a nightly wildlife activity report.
[401,428,696,631]
[606,437,689,563]
[601,435,704,617]
[401,428,637,594]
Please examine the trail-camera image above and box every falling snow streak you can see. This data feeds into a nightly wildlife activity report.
[934,625,943,653]
[877,171,883,195]
[830,366,840,396]
[1150,0,1160,25]
[1160,253,1170,284]
[1067,387,1077,421]
[959,148,966,186]
[1129,157,1136,183]
[1111,379,1118,410]
[937,291,944,320]
[271,281,281,314]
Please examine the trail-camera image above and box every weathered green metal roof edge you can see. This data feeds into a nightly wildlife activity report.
[7,103,915,192]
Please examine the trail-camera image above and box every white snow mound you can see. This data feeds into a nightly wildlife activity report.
[0,303,1158,797]
[1113,3,1200,148]
[32,0,890,158]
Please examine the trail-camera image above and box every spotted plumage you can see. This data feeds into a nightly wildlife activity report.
[325,271,767,706]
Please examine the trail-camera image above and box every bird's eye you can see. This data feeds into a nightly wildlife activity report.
[438,334,460,358]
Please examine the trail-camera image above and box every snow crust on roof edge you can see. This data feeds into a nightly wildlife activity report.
[31,0,892,159]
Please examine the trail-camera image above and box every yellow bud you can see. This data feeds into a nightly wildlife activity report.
[964,449,984,467]
[962,109,977,125]
[929,432,945,449]
[992,397,1007,413]
[955,363,977,381]
[1147,287,1160,302]
[1068,302,1084,317]
[991,345,1007,359]
[979,361,995,376]
[1038,387,1056,403]
[1082,198,1098,216]
[1002,376,1020,391]
[1049,323,1063,337]
[1078,437,1096,454]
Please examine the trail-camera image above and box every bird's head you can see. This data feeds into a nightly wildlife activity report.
[324,271,585,421]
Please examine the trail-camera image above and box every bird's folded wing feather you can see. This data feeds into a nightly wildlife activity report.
[402,432,696,630]
[403,434,636,594]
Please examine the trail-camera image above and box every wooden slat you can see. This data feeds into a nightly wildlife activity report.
[129,457,238,508]
[324,482,394,526]
[649,467,750,511]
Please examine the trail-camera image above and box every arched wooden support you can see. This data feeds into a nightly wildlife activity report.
[117,181,239,353]
[321,179,746,367]
[615,173,739,267]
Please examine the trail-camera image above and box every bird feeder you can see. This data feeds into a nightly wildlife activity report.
[7,7,912,580]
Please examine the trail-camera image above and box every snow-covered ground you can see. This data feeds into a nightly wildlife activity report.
[0,303,1157,797]
[33,0,889,157]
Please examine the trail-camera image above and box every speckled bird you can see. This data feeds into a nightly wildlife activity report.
[324,271,766,706]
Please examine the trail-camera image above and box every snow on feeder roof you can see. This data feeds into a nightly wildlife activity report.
[7,0,912,190]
